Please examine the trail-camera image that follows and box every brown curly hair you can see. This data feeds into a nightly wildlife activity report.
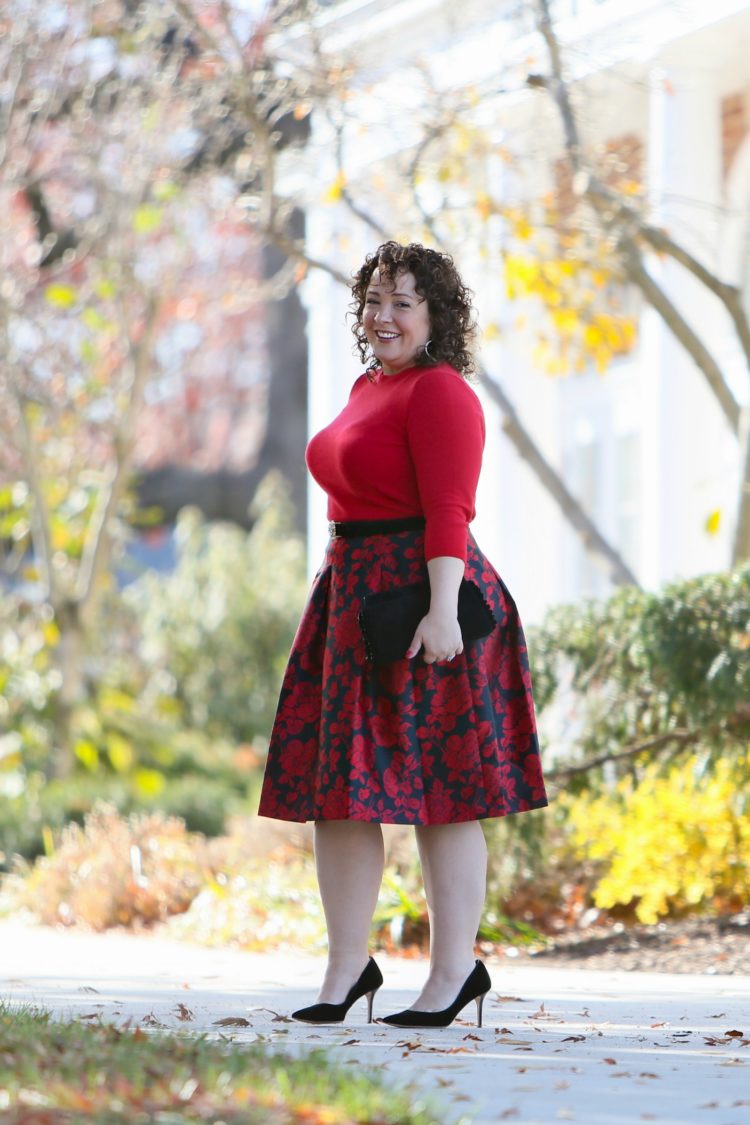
[350,241,477,378]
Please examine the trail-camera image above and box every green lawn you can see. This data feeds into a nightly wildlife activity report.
[0,1002,445,1124]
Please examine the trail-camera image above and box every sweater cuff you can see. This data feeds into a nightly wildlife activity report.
[424,519,469,563]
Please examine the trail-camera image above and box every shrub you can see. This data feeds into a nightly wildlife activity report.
[0,474,305,864]
[566,752,750,922]
[529,564,750,783]
[517,565,750,927]
[124,474,306,745]
[8,804,208,929]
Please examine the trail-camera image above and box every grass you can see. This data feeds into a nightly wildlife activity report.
[0,1002,446,1124]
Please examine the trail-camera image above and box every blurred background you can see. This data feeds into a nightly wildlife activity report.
[1,0,749,954]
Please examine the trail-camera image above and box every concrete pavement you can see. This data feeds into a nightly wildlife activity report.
[2,919,750,1124]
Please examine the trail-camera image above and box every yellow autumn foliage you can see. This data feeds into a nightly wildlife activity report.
[566,754,750,923]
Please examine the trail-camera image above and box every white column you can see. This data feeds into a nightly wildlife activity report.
[640,58,730,586]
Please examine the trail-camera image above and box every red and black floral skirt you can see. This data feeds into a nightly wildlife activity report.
[258,527,548,825]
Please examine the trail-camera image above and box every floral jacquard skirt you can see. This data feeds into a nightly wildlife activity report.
[257,527,548,825]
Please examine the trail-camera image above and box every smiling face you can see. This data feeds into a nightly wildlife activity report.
[362,268,431,376]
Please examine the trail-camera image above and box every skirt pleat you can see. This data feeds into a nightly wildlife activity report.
[258,528,548,824]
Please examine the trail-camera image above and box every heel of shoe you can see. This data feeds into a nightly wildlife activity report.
[475,990,488,1028]
[365,988,378,1023]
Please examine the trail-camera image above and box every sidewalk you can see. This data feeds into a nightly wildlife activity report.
[2,918,750,1124]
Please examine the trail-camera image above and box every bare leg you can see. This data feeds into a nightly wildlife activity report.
[411,821,487,1010]
[313,820,385,1002]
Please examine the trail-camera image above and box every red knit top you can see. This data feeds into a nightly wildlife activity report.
[306,362,485,562]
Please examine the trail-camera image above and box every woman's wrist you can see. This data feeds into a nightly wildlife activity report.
[426,555,464,615]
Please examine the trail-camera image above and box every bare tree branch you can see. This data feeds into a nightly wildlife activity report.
[533,0,745,429]
[547,701,750,783]
[75,292,161,615]
[6,381,58,607]
[619,239,741,433]
[533,0,750,560]
[545,727,696,782]
[478,363,640,586]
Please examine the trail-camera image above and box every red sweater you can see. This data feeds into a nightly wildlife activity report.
[306,363,485,562]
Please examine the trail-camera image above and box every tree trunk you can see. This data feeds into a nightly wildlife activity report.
[50,602,86,779]
[733,421,750,564]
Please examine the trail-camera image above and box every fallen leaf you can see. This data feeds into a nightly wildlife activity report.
[463,1033,482,1041]
[341,1039,359,1046]
[497,1027,514,1034]
[726,1029,745,1038]
[77,986,100,994]
[175,1003,193,1022]
[496,995,525,1002]
[602,1058,617,1065]
[141,1011,165,1028]
[499,1110,520,1120]
[213,1017,251,1027]
[639,1072,659,1079]
[78,1013,100,1020]
[562,1035,585,1043]
[650,1022,666,1028]
[529,1002,563,1022]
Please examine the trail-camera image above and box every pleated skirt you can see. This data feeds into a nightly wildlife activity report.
[257,527,548,824]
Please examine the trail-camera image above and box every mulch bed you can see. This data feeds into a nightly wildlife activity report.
[498,913,750,975]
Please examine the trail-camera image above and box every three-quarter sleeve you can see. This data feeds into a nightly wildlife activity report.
[406,368,485,562]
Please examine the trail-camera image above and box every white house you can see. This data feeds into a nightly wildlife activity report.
[294,0,750,622]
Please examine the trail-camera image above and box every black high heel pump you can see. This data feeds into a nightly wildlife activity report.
[380,959,491,1029]
[292,957,384,1024]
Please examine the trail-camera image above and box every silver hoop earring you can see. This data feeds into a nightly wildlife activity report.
[423,339,435,361]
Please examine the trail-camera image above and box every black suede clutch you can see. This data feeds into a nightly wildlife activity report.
[358,579,496,665]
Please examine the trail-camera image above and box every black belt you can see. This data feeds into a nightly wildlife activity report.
[328,517,426,539]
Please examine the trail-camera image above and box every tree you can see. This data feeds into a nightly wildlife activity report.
[532,0,750,564]
[257,0,748,571]
[167,0,640,586]
[0,1,278,773]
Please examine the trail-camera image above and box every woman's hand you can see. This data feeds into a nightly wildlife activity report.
[406,554,465,663]
[407,611,463,663]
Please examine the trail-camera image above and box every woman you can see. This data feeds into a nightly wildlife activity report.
[258,241,547,1028]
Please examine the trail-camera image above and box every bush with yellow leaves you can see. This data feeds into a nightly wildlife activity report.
[566,753,750,923]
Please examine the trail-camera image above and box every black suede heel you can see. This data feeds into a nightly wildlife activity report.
[292,957,384,1024]
[380,960,491,1028]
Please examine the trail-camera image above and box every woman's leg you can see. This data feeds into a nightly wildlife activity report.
[313,820,385,1002]
[412,820,487,1010]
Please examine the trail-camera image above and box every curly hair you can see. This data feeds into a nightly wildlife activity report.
[349,241,477,378]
